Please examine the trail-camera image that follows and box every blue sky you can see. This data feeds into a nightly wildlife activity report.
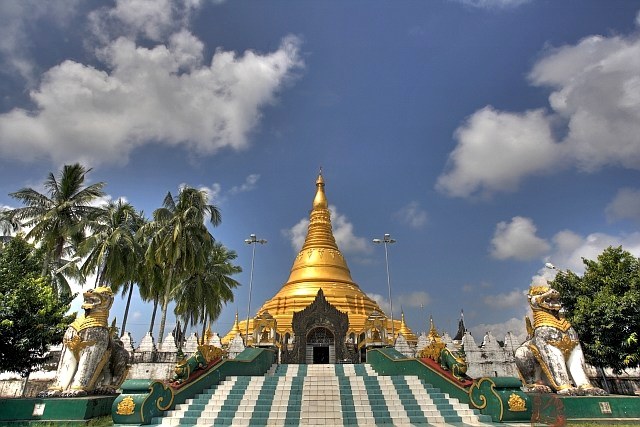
[2,0,640,347]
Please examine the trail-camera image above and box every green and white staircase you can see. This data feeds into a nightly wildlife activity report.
[149,364,494,426]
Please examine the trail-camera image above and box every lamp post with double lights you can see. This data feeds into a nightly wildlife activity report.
[373,233,396,343]
[245,233,267,345]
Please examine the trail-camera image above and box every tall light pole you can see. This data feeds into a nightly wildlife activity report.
[245,234,267,345]
[373,233,396,343]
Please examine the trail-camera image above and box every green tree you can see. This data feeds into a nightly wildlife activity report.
[6,163,105,295]
[173,242,241,344]
[79,200,144,333]
[551,246,640,373]
[141,187,221,343]
[0,236,74,379]
[0,208,20,236]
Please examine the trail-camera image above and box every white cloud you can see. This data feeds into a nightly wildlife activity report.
[530,35,640,172]
[437,107,559,198]
[199,183,223,203]
[530,229,640,284]
[438,22,640,198]
[367,292,390,315]
[0,33,303,167]
[483,288,527,309]
[283,205,370,254]
[397,291,431,309]
[0,0,80,83]
[454,0,531,10]
[88,0,204,43]
[394,201,428,229]
[229,174,260,195]
[490,216,551,260]
[606,188,640,223]
[199,174,260,204]
[469,317,528,346]
[284,217,308,251]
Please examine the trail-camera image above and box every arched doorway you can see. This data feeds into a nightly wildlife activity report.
[306,327,335,364]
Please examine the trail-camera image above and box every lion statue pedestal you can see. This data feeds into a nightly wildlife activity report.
[43,286,129,397]
[515,284,607,396]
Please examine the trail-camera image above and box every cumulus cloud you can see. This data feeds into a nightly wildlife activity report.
[606,187,640,223]
[393,201,428,229]
[490,216,551,260]
[437,108,559,198]
[0,32,303,166]
[530,229,640,285]
[88,0,203,43]
[438,20,640,198]
[0,0,80,83]
[283,205,370,254]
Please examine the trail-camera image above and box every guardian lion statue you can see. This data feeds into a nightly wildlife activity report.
[515,283,607,396]
[44,286,129,397]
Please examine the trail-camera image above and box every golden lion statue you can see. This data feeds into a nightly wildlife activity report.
[515,284,607,396]
[44,287,129,397]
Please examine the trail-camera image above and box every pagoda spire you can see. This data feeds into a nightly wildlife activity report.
[453,309,466,341]
[302,170,338,251]
[232,311,241,335]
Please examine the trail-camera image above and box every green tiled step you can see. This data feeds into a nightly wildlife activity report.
[150,363,494,426]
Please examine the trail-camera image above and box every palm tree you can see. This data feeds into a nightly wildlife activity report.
[173,242,241,344]
[138,261,164,335]
[80,200,140,286]
[79,201,144,333]
[0,208,20,236]
[142,187,221,343]
[6,164,105,295]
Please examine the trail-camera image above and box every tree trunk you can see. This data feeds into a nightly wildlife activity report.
[200,303,208,345]
[180,320,188,351]
[21,370,31,397]
[599,365,611,393]
[148,298,158,334]
[201,321,207,346]
[158,298,168,345]
[157,270,173,344]
[120,283,134,335]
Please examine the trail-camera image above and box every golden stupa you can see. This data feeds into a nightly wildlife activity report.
[223,172,413,344]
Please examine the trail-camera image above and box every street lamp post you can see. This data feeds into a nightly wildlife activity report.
[373,233,396,343]
[245,234,267,345]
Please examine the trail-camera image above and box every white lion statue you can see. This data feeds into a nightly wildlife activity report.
[515,283,607,396]
[44,286,129,397]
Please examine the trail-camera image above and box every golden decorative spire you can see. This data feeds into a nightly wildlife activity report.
[224,173,414,340]
[428,315,441,341]
[398,309,417,344]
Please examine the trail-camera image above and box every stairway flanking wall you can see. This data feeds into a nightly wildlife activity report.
[147,364,493,426]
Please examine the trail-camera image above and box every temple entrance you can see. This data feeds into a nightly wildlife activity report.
[283,289,352,364]
[305,327,335,364]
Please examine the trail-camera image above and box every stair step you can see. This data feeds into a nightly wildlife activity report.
[150,363,495,426]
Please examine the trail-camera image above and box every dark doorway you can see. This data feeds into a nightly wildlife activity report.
[313,346,330,364]
[307,327,335,364]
